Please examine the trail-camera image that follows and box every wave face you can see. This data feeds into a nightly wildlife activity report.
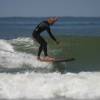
[0,39,53,73]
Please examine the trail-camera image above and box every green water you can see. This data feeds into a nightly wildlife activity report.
[46,36,100,73]
[12,36,100,73]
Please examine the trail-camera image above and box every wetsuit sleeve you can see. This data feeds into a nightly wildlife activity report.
[47,27,57,42]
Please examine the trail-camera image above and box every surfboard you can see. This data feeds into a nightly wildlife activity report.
[39,57,75,62]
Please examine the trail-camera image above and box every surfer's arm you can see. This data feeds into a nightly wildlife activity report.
[47,27,57,42]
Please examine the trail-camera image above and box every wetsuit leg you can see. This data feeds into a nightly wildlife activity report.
[35,35,48,57]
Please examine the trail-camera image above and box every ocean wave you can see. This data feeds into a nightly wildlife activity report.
[0,71,100,99]
[55,22,100,27]
[0,39,52,70]
[11,37,35,46]
[0,39,100,100]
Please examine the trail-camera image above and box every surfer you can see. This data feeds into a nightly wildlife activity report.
[32,17,59,60]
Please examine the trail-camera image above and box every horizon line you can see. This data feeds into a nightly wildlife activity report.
[0,16,100,18]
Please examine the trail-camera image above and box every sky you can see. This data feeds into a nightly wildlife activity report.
[0,0,100,17]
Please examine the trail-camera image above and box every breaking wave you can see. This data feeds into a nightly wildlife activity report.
[0,38,100,100]
[0,72,100,100]
[0,39,52,70]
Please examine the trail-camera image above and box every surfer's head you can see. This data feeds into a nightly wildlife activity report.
[47,17,58,25]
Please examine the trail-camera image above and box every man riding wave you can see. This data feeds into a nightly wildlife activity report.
[32,17,59,61]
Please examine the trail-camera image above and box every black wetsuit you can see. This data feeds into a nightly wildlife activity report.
[32,20,57,57]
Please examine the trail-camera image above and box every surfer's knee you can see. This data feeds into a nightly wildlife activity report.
[45,41,47,46]
[42,42,47,47]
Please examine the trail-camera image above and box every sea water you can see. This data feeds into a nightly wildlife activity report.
[0,17,100,100]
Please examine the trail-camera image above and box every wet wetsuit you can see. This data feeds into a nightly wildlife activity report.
[32,20,57,57]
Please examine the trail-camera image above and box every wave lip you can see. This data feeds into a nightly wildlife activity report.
[0,40,14,52]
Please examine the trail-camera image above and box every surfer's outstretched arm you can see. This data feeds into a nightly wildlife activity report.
[47,27,58,43]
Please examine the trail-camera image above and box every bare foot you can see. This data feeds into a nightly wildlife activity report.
[37,56,41,60]
[44,56,55,61]
[37,56,55,61]
[48,56,55,59]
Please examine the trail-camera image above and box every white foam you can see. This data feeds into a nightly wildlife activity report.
[11,37,34,44]
[11,37,38,48]
[0,40,14,52]
[0,39,100,100]
[0,40,52,69]
[0,72,100,99]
